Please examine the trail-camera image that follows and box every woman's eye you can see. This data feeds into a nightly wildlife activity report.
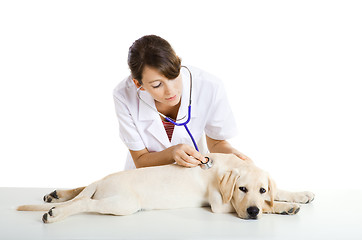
[152,83,162,88]
[260,188,266,194]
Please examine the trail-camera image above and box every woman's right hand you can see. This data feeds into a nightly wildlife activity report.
[171,144,206,167]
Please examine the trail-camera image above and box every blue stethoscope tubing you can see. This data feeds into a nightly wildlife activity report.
[136,66,199,151]
[164,105,199,151]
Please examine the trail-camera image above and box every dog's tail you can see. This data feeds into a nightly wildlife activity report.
[17,182,98,211]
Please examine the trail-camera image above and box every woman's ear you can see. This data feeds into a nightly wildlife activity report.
[218,169,240,204]
[133,79,144,90]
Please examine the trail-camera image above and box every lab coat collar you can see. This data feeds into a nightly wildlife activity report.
[138,90,158,121]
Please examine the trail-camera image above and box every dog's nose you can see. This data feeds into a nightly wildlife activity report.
[247,206,260,218]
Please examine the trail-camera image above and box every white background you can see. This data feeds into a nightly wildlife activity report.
[1,0,361,191]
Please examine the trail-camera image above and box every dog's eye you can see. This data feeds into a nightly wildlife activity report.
[239,187,248,193]
[260,188,266,194]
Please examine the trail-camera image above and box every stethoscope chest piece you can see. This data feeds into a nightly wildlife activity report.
[200,157,214,170]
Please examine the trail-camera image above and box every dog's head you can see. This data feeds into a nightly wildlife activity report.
[218,166,275,220]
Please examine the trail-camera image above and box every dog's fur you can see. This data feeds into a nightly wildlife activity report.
[17,153,314,223]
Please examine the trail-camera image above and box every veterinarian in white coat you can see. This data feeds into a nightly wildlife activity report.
[113,35,251,170]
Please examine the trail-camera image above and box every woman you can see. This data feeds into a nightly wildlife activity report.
[113,35,250,170]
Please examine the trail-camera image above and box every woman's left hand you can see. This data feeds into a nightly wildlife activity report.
[233,151,253,163]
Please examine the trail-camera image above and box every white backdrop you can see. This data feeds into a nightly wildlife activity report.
[1,0,361,191]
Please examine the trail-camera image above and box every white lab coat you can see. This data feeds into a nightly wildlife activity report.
[113,66,238,170]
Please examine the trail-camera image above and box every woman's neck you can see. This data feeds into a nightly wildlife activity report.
[155,97,182,121]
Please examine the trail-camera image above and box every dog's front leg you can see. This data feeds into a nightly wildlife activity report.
[208,186,235,213]
[275,189,315,204]
[263,201,301,215]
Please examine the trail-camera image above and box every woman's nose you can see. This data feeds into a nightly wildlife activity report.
[164,83,174,95]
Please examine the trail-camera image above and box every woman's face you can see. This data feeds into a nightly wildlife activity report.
[134,65,183,107]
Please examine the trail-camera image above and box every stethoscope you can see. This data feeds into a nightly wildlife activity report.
[136,66,213,170]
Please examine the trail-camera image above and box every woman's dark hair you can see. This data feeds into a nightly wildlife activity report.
[128,35,182,84]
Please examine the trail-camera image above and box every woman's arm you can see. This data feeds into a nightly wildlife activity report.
[206,135,253,163]
[130,144,206,168]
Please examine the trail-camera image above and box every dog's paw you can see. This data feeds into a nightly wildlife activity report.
[43,190,59,203]
[42,207,56,223]
[42,207,64,223]
[271,202,301,215]
[280,203,301,215]
[294,191,315,204]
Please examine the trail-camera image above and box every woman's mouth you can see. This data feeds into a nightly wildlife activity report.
[165,95,177,101]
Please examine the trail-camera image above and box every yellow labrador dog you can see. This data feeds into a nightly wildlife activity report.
[17,153,314,223]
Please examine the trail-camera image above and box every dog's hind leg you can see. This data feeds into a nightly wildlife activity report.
[19,184,97,213]
[42,195,141,223]
[43,187,86,203]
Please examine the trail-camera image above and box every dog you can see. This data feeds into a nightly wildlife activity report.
[17,153,315,223]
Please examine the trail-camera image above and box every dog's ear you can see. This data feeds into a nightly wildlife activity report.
[267,175,276,207]
[218,169,240,204]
